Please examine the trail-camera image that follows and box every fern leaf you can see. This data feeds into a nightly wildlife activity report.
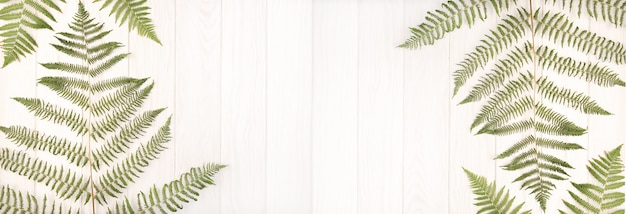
[399,0,517,49]
[95,117,171,203]
[495,135,584,210]
[535,10,626,64]
[0,126,88,167]
[38,77,90,92]
[0,186,72,214]
[536,77,611,115]
[90,83,153,140]
[91,79,148,116]
[0,148,90,201]
[108,163,226,213]
[461,42,533,104]
[90,77,147,94]
[452,8,529,95]
[92,108,165,170]
[577,0,626,27]
[38,78,90,109]
[0,2,222,212]
[12,97,88,135]
[463,168,530,214]
[536,46,625,87]
[94,0,161,44]
[0,0,64,67]
[560,144,625,214]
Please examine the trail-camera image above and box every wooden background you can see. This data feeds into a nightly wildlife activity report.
[0,0,624,213]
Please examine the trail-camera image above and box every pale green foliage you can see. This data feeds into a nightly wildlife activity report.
[0,0,65,67]
[464,168,531,214]
[0,2,222,212]
[559,145,625,214]
[401,0,626,210]
[93,0,161,44]
[0,0,160,68]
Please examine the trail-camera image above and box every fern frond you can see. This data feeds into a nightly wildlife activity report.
[463,168,530,214]
[40,62,89,75]
[38,77,90,92]
[479,119,586,136]
[476,96,534,131]
[0,2,222,212]
[94,0,161,44]
[0,0,65,67]
[452,8,529,95]
[470,71,534,129]
[461,42,533,104]
[108,163,226,213]
[12,97,87,135]
[0,126,88,167]
[577,0,626,27]
[90,77,147,94]
[494,135,584,210]
[536,77,611,115]
[535,10,626,64]
[560,144,625,214]
[94,117,171,203]
[536,46,626,87]
[38,78,90,109]
[89,53,130,77]
[90,83,153,140]
[0,186,72,214]
[92,108,165,170]
[0,148,90,201]
[399,0,517,49]
[91,79,148,116]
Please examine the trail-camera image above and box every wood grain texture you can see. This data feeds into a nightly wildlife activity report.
[221,0,267,213]
[175,0,223,213]
[311,0,358,213]
[357,0,404,213]
[0,1,622,213]
[267,0,313,213]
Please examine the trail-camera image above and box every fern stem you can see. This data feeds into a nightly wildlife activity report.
[528,0,548,211]
[75,2,98,212]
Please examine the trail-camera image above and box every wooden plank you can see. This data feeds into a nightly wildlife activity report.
[221,0,267,213]
[175,0,223,213]
[357,1,404,213]
[402,1,451,213]
[266,0,312,213]
[311,0,358,213]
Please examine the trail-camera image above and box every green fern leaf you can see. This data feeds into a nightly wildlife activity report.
[0,2,222,212]
[94,0,161,44]
[0,125,89,167]
[574,0,626,27]
[404,0,626,211]
[535,10,626,64]
[94,117,172,203]
[452,8,529,96]
[108,164,226,213]
[463,168,531,214]
[399,0,517,49]
[0,186,73,214]
[0,148,91,200]
[560,144,625,214]
[0,0,65,67]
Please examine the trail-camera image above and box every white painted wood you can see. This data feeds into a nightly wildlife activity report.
[356,1,404,214]
[267,0,312,213]
[402,1,452,213]
[221,0,267,213]
[174,0,223,213]
[311,1,358,213]
[0,1,622,213]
